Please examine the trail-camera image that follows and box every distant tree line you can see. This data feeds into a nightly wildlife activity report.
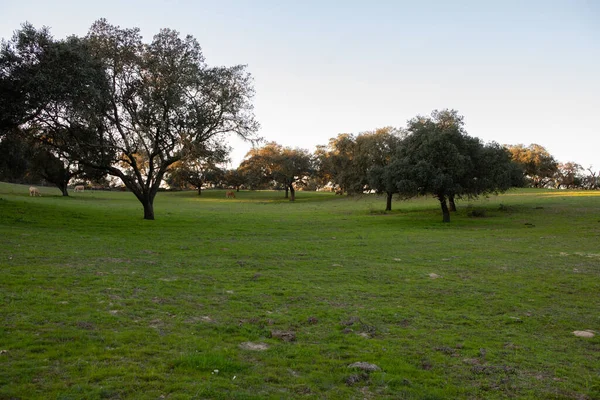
[208,111,596,222]
[2,23,597,220]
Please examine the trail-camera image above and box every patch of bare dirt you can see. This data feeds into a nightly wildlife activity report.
[75,321,95,330]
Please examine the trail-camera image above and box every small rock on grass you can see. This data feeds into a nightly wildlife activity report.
[239,342,269,351]
[348,362,381,372]
[429,273,441,279]
[345,372,369,386]
[270,330,296,342]
[573,330,595,338]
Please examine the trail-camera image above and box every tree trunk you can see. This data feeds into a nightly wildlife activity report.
[47,177,69,196]
[143,199,155,220]
[285,186,289,199]
[448,195,456,212]
[55,181,69,196]
[438,195,450,223]
[140,190,157,220]
[236,187,240,192]
[385,191,392,211]
[197,186,202,195]
[289,184,295,201]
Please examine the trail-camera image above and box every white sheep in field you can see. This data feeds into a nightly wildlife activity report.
[74,185,85,192]
[29,186,41,196]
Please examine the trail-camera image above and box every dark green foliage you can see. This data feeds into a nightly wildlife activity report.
[0,130,34,183]
[223,168,245,191]
[0,23,109,134]
[0,24,56,130]
[1,20,258,219]
[0,129,109,195]
[28,143,76,196]
[373,110,521,222]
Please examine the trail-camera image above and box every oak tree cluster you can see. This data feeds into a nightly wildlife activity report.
[2,23,596,221]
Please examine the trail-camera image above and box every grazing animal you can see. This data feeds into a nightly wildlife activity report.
[74,185,85,192]
[29,186,41,196]
[226,191,236,199]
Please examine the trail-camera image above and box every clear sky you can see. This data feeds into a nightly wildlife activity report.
[2,0,599,170]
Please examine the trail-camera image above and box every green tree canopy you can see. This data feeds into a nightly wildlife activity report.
[374,109,518,222]
[223,169,245,192]
[1,20,259,219]
[239,142,312,201]
[316,127,403,208]
[165,140,230,194]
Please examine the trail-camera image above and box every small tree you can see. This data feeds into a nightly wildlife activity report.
[505,144,558,188]
[166,141,229,194]
[583,167,599,190]
[553,162,583,189]
[239,142,312,201]
[317,127,403,208]
[29,145,79,196]
[223,169,245,191]
[0,130,98,195]
[314,133,355,194]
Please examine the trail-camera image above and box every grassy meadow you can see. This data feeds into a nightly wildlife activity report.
[0,182,599,399]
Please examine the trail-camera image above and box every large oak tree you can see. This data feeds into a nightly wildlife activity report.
[374,110,518,222]
[2,20,259,219]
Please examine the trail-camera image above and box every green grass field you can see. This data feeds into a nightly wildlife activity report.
[1,182,599,399]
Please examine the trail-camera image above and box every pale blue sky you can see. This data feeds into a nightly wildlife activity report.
[2,0,599,169]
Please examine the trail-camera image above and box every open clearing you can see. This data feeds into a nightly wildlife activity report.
[0,183,599,399]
